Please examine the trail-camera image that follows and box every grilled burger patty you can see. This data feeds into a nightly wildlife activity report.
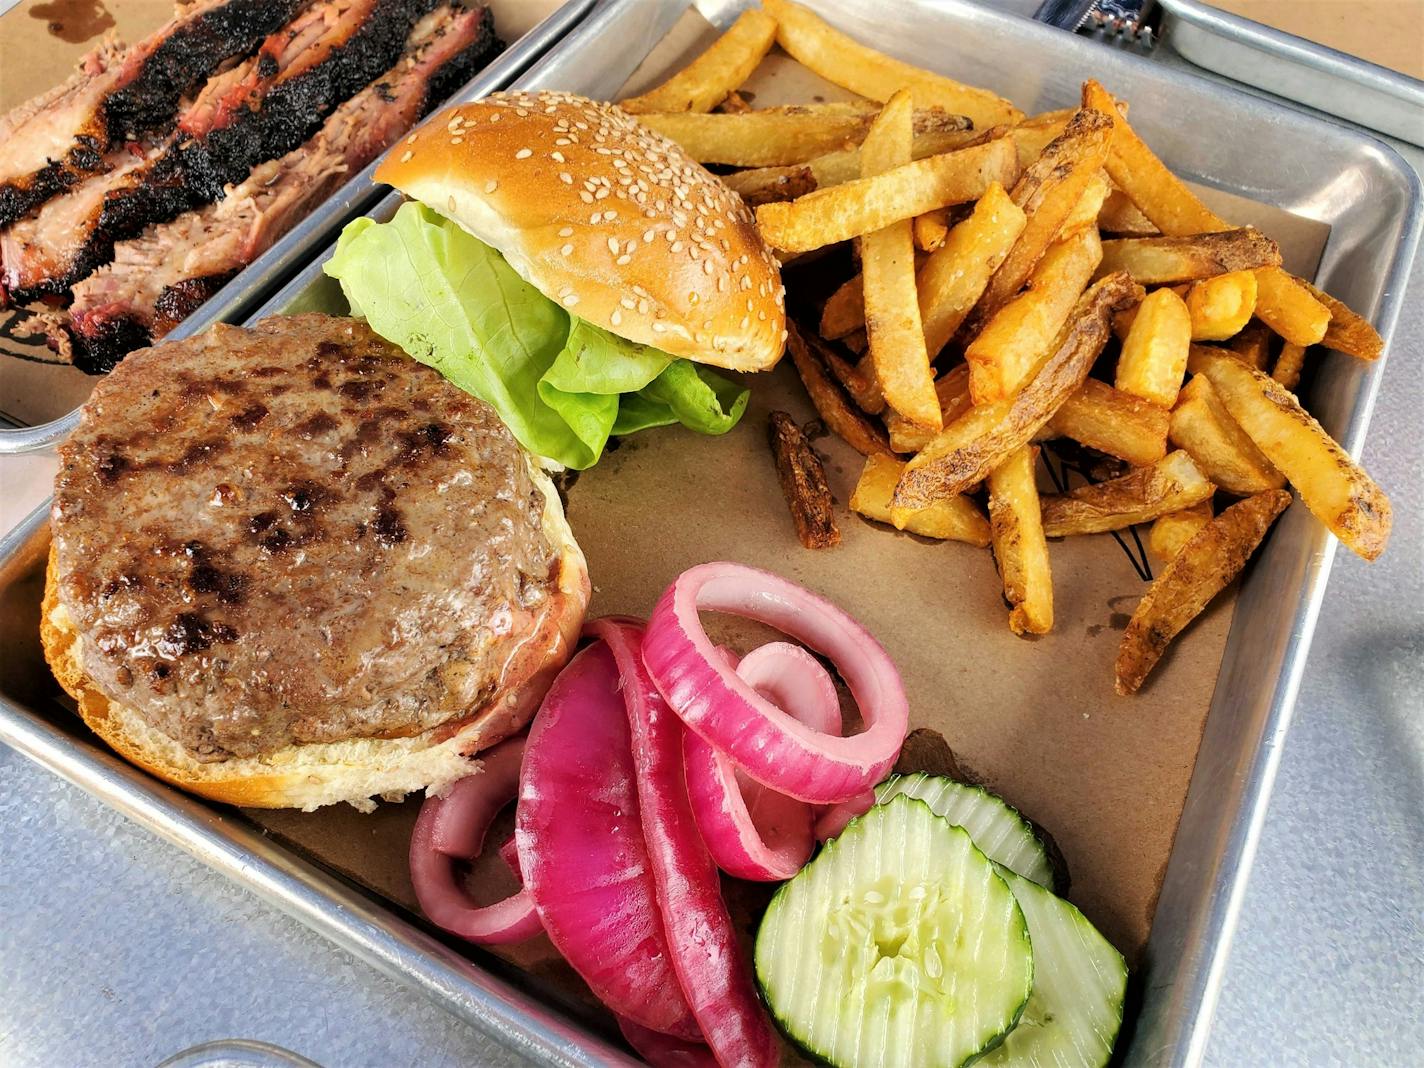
[51,314,559,762]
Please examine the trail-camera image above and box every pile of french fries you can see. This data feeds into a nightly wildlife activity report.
[619,0,1393,695]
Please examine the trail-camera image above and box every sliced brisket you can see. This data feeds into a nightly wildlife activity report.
[0,0,309,229]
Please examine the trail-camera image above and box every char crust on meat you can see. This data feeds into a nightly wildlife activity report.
[51,314,561,762]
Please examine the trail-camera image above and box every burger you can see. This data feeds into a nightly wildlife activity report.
[42,90,786,810]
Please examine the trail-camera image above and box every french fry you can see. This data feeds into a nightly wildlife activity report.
[1273,342,1307,392]
[971,108,1115,324]
[887,365,973,453]
[1228,319,1273,370]
[919,181,1027,356]
[1009,116,1069,170]
[1298,278,1384,360]
[819,274,863,339]
[1082,79,1228,237]
[729,164,817,206]
[1041,450,1214,536]
[892,273,1142,512]
[1148,501,1214,561]
[820,341,884,415]
[1046,378,1170,466]
[1116,286,1191,407]
[1168,374,1285,495]
[755,137,1019,252]
[965,225,1102,403]
[851,453,991,546]
[786,323,893,457]
[1185,269,1258,340]
[718,90,752,114]
[763,0,1024,129]
[1187,345,1391,559]
[1098,187,1158,236]
[1060,171,1112,236]
[619,9,778,114]
[1253,265,1330,346]
[1097,228,1280,285]
[843,329,868,355]
[1117,490,1292,694]
[914,209,950,251]
[768,411,840,550]
[989,444,1054,635]
[861,90,939,431]
[637,109,868,167]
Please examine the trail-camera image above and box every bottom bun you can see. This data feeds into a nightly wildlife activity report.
[41,461,589,812]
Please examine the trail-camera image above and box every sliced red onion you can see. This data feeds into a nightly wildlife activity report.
[516,641,700,1041]
[589,618,778,1068]
[685,642,840,881]
[644,562,909,804]
[409,737,542,945]
[618,1016,717,1068]
[496,834,521,880]
[813,789,877,841]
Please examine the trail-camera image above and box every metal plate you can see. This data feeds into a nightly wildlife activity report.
[0,0,599,455]
[1158,0,1424,146]
[0,2,1418,1066]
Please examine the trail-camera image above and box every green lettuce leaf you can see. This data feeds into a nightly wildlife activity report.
[324,202,747,469]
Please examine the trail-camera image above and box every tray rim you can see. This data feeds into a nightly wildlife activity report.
[0,0,600,456]
[0,1,1420,1065]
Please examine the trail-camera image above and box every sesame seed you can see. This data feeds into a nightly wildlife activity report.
[615,255,631,266]
[560,173,573,184]
[620,297,636,310]
[558,226,574,237]
[560,244,573,256]
[551,151,565,163]
[607,237,620,254]
[450,137,463,145]
[484,180,498,194]
[579,191,594,203]
[515,148,532,159]
[399,150,413,162]
[611,310,622,326]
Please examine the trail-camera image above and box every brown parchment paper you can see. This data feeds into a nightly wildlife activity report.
[0,0,562,427]
[245,9,1332,1038]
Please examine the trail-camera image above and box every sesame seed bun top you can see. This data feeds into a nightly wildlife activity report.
[375,90,787,372]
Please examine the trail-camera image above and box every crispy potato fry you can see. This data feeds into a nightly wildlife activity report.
[972,108,1115,324]
[755,137,1019,252]
[1187,345,1390,559]
[819,274,864,339]
[1228,319,1273,370]
[1060,171,1111,236]
[764,0,1024,128]
[1298,278,1384,360]
[1098,187,1158,236]
[1169,374,1285,495]
[1117,490,1292,694]
[914,209,950,251]
[1082,79,1228,237]
[768,410,840,549]
[1185,269,1258,341]
[989,444,1053,635]
[786,323,893,457]
[1273,341,1306,392]
[637,109,867,167]
[919,181,1027,356]
[892,273,1142,512]
[1041,450,1214,536]
[1097,228,1280,285]
[1148,501,1214,561]
[620,9,778,114]
[821,342,884,414]
[1116,286,1191,407]
[966,225,1102,403]
[862,91,939,430]
[851,453,991,546]
[887,365,973,453]
[1046,378,1170,466]
[730,164,817,206]
[1253,265,1330,346]
[718,90,752,114]
[843,328,868,355]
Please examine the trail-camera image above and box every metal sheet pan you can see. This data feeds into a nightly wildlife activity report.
[0,1,1418,1065]
[1158,0,1424,146]
[0,0,599,456]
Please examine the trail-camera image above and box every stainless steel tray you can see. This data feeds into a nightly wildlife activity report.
[1158,0,1424,146]
[1,1,1419,1065]
[0,0,599,456]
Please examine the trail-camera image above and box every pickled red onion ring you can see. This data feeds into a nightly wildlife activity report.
[644,562,909,804]
[685,642,840,880]
[408,737,542,945]
[589,618,778,1068]
[618,1016,718,1067]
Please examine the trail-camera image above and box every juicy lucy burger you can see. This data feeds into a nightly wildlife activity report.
[42,90,786,810]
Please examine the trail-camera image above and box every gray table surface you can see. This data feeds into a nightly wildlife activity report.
[2,7,1421,1067]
